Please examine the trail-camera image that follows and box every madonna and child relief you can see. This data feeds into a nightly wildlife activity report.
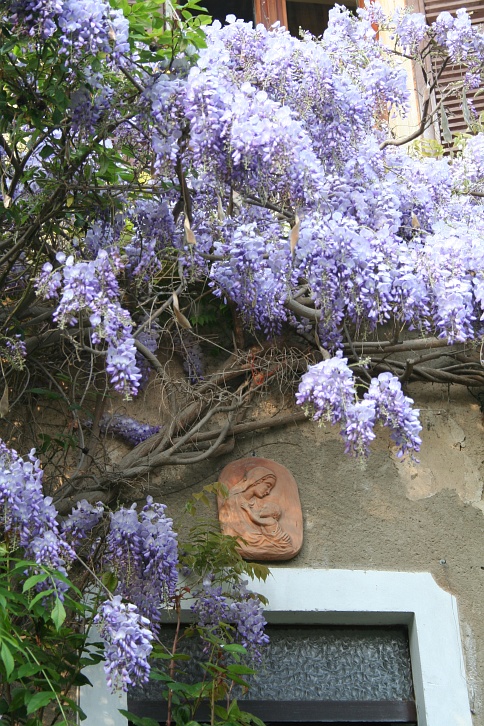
[217,457,303,561]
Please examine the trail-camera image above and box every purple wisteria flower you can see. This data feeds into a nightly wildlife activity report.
[125,198,175,280]
[433,8,484,64]
[0,441,74,584]
[191,575,269,662]
[296,357,422,458]
[342,400,377,458]
[229,585,269,662]
[88,414,161,446]
[10,0,129,60]
[366,373,422,457]
[191,576,230,629]
[138,12,484,356]
[94,596,153,691]
[36,250,141,398]
[136,329,161,389]
[296,354,358,425]
[62,499,104,544]
[392,9,428,53]
[70,84,113,134]
[9,0,63,37]
[3,335,27,369]
[210,212,290,336]
[104,497,178,633]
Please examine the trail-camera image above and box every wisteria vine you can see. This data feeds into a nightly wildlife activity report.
[3,0,483,462]
[1,0,484,712]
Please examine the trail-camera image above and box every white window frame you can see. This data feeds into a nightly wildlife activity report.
[80,568,472,726]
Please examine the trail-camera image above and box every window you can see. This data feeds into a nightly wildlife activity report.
[128,624,417,724]
[201,0,357,37]
[420,0,484,140]
[79,569,473,726]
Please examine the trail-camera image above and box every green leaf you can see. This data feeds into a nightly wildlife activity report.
[23,573,49,592]
[165,681,197,694]
[220,643,247,655]
[26,691,55,715]
[10,687,29,711]
[50,598,66,630]
[245,713,265,726]
[16,662,44,679]
[214,705,228,720]
[29,589,55,609]
[225,673,251,687]
[226,664,255,675]
[101,570,118,592]
[49,569,81,594]
[39,145,55,159]
[245,562,270,582]
[462,90,472,129]
[173,704,192,725]
[70,671,93,687]
[228,700,244,718]
[1,642,14,678]
[146,671,175,682]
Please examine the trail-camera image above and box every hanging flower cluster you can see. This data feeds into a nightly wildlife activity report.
[0,442,74,585]
[86,414,161,446]
[10,0,129,59]
[191,575,269,662]
[36,250,141,398]
[94,596,153,691]
[104,497,179,633]
[296,356,422,458]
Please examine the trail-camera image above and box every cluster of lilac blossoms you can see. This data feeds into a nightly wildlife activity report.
[104,497,178,634]
[36,250,141,398]
[136,328,161,389]
[0,438,269,690]
[9,0,129,60]
[142,11,484,352]
[62,498,104,545]
[191,575,269,662]
[366,373,422,457]
[139,10,483,457]
[296,356,421,459]
[94,596,153,692]
[84,413,161,446]
[0,447,180,691]
[0,441,74,584]
[3,335,27,370]
[125,198,176,280]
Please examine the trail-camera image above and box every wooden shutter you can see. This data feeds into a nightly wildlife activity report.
[255,0,289,29]
[423,0,484,25]
[422,0,484,138]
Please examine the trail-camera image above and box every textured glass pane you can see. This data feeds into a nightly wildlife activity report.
[245,626,413,701]
[130,625,413,703]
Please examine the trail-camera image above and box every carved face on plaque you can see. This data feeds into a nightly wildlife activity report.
[217,457,303,561]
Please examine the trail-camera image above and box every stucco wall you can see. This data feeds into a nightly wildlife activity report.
[141,382,484,723]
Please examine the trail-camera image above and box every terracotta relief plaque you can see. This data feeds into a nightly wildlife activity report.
[217,457,303,561]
